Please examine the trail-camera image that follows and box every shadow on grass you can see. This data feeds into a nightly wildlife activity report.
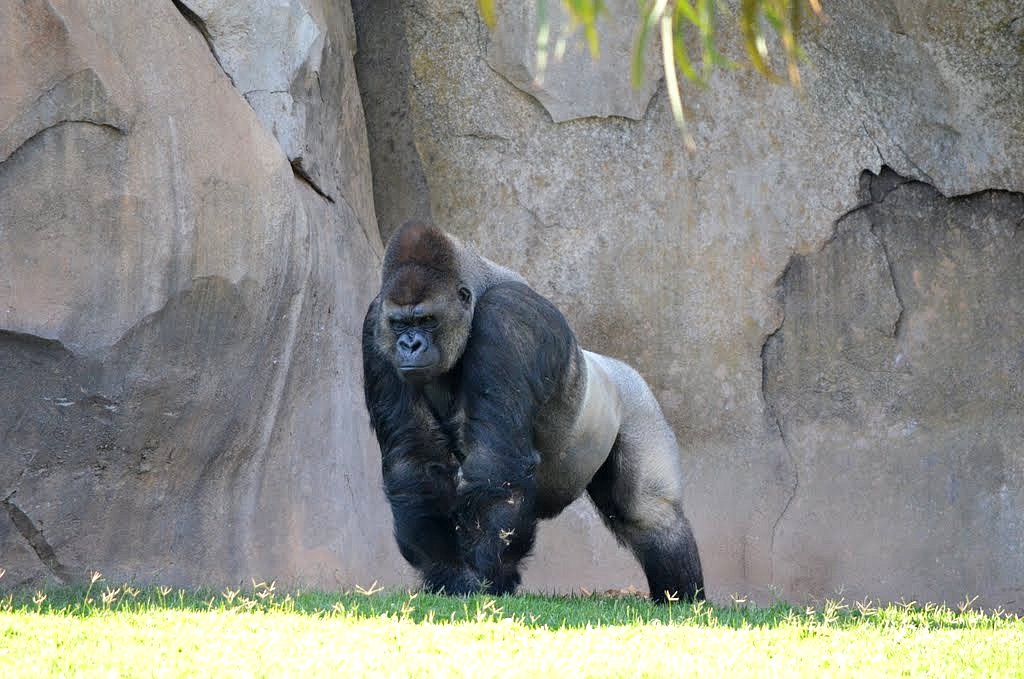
[1,582,1017,631]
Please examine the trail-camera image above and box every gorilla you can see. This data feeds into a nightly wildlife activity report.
[361,221,703,602]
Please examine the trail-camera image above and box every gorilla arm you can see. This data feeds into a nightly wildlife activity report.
[454,282,580,594]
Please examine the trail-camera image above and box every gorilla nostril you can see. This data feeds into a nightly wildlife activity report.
[399,334,424,355]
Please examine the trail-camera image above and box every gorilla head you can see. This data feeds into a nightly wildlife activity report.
[373,221,475,384]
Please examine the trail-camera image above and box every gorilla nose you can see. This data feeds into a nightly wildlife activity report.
[398,335,423,354]
[398,331,437,373]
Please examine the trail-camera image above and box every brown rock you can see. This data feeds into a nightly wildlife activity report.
[0,0,398,590]
[354,0,1024,608]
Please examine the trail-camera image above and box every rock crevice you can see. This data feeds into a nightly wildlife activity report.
[2,495,72,583]
[169,0,235,87]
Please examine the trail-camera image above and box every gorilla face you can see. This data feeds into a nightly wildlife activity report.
[387,304,443,380]
[379,284,473,384]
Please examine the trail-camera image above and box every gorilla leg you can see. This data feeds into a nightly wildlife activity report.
[384,458,480,594]
[587,417,704,603]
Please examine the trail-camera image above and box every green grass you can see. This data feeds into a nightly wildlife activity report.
[1,579,1022,677]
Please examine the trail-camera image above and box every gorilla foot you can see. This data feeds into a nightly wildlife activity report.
[422,566,484,596]
[636,527,705,603]
[480,565,521,596]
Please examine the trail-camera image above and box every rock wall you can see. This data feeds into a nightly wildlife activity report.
[2,0,1021,607]
[764,171,1023,606]
[354,0,1024,606]
[0,0,402,589]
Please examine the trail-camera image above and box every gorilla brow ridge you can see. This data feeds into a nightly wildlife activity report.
[383,264,452,306]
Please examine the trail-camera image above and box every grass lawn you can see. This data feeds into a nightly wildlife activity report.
[0,579,1021,677]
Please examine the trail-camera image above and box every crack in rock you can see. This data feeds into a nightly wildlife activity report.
[759,298,798,587]
[758,166,1016,591]
[291,159,335,204]
[2,494,73,583]
[0,66,131,166]
[759,166,912,585]
[0,120,125,168]
[170,0,236,88]
[868,222,906,339]
[857,167,911,339]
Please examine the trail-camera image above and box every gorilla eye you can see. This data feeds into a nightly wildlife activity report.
[457,286,472,304]
[421,314,436,325]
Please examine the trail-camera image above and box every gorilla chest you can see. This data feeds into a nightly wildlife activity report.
[420,381,466,459]
[422,380,458,421]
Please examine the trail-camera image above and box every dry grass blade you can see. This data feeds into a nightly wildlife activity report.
[660,12,696,151]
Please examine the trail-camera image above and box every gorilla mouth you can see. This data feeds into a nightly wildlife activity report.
[399,364,436,381]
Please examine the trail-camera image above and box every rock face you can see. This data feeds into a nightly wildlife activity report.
[764,172,1024,605]
[485,0,662,122]
[1,0,401,589]
[3,0,1022,608]
[354,0,1024,606]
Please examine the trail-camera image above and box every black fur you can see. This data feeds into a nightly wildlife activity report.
[363,283,573,594]
[453,283,577,593]
[362,222,704,601]
[362,303,476,593]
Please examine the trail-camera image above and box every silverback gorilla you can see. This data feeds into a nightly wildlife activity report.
[361,221,704,602]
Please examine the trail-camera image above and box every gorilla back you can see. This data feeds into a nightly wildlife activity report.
[361,221,703,602]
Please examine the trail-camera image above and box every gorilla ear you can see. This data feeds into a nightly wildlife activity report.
[457,286,472,305]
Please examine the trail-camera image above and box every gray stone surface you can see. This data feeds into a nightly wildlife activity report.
[764,172,1024,607]
[485,0,661,123]
[354,0,1024,606]
[351,0,432,240]
[177,0,376,225]
[0,0,398,589]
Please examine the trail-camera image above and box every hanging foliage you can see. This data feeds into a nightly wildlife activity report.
[477,0,823,148]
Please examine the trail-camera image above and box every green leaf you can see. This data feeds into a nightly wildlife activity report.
[584,21,601,58]
[632,0,665,88]
[762,5,784,32]
[671,8,702,84]
[477,0,497,28]
[484,0,822,140]
[535,0,550,77]
[740,0,783,82]
[676,0,700,26]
